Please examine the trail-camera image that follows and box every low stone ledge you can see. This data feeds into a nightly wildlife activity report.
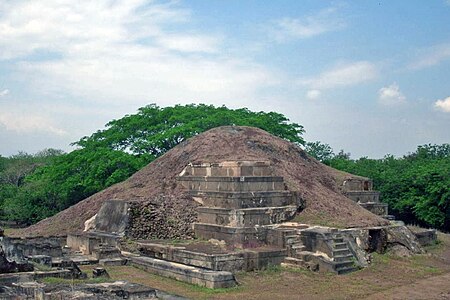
[410,228,437,246]
[197,206,297,227]
[190,190,295,209]
[194,223,269,246]
[129,256,237,289]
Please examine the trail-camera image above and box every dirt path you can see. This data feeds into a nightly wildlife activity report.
[364,272,450,300]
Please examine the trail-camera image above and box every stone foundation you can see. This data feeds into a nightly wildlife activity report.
[130,256,236,289]
[178,161,298,246]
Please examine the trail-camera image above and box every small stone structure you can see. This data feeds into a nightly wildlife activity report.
[178,161,298,246]
[341,178,393,219]
[0,280,158,299]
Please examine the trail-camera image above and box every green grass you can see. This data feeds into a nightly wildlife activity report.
[40,276,111,285]
[107,264,242,298]
[32,262,53,272]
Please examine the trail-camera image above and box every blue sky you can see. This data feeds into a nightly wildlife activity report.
[0,0,449,158]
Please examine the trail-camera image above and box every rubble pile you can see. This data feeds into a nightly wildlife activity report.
[126,195,198,240]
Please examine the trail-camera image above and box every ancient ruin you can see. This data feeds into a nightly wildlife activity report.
[0,126,437,296]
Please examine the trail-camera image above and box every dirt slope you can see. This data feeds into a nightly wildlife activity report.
[20,126,388,237]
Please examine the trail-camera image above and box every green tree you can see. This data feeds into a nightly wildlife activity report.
[3,148,145,224]
[304,141,334,162]
[0,149,65,222]
[327,144,450,231]
[75,104,305,156]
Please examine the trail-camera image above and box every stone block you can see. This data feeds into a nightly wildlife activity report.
[99,258,128,266]
[92,267,110,278]
[66,232,119,255]
[67,234,100,255]
[180,161,272,178]
[28,255,52,267]
[194,191,294,209]
[194,223,268,246]
[412,229,437,246]
[93,200,130,235]
[179,176,286,192]
[1,237,64,261]
[130,256,237,288]
[342,178,373,192]
[359,203,388,216]
[92,246,121,260]
[346,191,380,203]
[197,206,297,227]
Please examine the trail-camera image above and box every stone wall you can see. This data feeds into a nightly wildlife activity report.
[342,178,373,192]
[126,196,198,240]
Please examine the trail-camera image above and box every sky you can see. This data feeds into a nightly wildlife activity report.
[0,0,449,158]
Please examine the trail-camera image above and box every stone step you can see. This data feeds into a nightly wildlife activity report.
[282,257,305,266]
[92,246,121,260]
[334,260,355,270]
[336,265,359,275]
[179,176,286,193]
[291,244,306,250]
[197,205,297,227]
[129,256,237,289]
[284,235,302,244]
[99,258,128,266]
[332,242,348,250]
[331,237,344,243]
[333,254,354,262]
[294,251,314,262]
[284,234,300,239]
[52,256,99,267]
[179,161,272,177]
[332,249,351,256]
[193,191,295,209]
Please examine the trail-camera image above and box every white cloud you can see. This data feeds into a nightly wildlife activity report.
[0,0,275,106]
[156,34,221,53]
[299,61,378,90]
[0,89,9,97]
[306,89,321,100]
[434,96,450,112]
[269,6,346,42]
[378,83,406,106]
[409,43,450,70]
[0,111,67,135]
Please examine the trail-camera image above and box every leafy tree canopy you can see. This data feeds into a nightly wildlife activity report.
[326,143,450,231]
[74,104,305,156]
[305,141,334,162]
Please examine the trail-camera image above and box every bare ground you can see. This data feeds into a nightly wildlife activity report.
[18,126,387,237]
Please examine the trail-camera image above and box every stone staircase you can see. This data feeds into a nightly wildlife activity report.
[329,233,358,274]
[281,229,359,274]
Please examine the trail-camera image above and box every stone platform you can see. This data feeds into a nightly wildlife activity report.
[135,240,287,272]
[178,161,298,246]
[130,256,237,289]
[340,177,392,219]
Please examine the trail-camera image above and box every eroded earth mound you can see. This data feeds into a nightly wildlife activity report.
[21,126,388,237]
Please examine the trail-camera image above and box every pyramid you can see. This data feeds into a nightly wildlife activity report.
[20,126,388,238]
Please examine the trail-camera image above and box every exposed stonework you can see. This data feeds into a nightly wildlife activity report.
[339,177,393,219]
[178,161,298,247]
[409,227,438,246]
